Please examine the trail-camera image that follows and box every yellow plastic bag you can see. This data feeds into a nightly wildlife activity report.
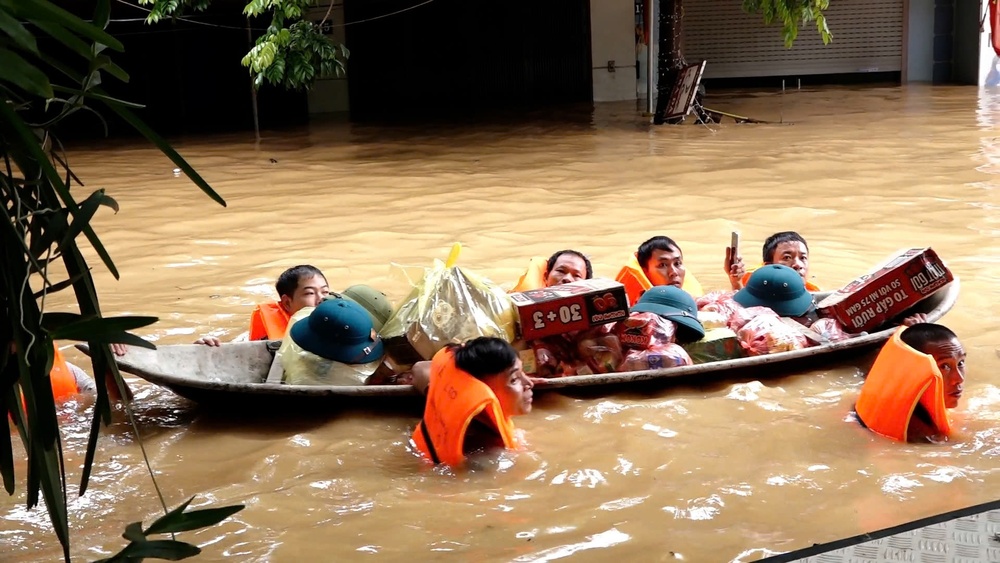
[381,244,517,366]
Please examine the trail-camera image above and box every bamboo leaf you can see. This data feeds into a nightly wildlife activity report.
[145,503,245,535]
[0,7,38,54]
[48,314,158,343]
[0,48,54,98]
[122,521,145,543]
[10,0,123,52]
[93,0,110,30]
[0,389,15,495]
[96,539,201,562]
[0,98,120,279]
[98,100,226,207]
[32,20,93,61]
[57,189,118,253]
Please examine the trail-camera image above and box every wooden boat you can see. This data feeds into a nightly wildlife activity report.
[77,279,959,408]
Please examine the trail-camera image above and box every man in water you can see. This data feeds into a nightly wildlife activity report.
[410,337,533,466]
[855,323,966,443]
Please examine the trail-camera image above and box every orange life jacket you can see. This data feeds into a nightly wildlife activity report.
[248,302,291,341]
[615,254,704,305]
[49,347,79,400]
[510,256,548,293]
[855,327,951,442]
[11,347,79,426]
[741,265,820,292]
[411,347,520,467]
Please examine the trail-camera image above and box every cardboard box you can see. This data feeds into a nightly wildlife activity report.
[509,278,629,340]
[816,248,953,334]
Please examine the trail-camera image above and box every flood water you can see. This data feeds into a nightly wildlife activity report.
[4,85,1000,562]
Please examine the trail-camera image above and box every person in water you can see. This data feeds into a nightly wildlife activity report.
[511,250,593,292]
[736,231,818,291]
[616,236,707,304]
[196,264,330,346]
[411,337,533,467]
[855,323,966,443]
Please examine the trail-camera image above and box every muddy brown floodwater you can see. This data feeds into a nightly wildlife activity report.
[4,85,1000,562]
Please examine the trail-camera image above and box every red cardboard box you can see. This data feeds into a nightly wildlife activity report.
[816,248,953,334]
[510,278,629,340]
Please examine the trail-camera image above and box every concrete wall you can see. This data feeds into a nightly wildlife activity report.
[590,0,637,101]
[307,4,350,114]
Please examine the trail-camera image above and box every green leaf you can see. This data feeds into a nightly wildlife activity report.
[0,390,15,495]
[57,189,118,253]
[145,503,245,535]
[32,272,87,300]
[33,19,98,62]
[96,539,201,562]
[122,521,145,542]
[98,100,226,207]
[47,314,158,345]
[0,96,120,279]
[0,7,38,54]
[94,0,111,30]
[11,0,123,52]
[0,48,53,98]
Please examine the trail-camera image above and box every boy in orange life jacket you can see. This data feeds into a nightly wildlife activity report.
[196,265,329,346]
[410,337,533,466]
[855,323,966,443]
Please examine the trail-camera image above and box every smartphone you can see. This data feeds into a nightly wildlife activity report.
[730,231,740,257]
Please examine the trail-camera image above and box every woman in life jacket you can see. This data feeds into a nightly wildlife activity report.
[511,250,592,293]
[855,323,966,443]
[616,236,705,304]
[410,337,533,467]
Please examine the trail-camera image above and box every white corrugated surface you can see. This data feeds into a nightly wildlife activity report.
[786,507,1000,563]
[683,0,904,79]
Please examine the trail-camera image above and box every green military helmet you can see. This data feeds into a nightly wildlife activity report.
[333,284,394,333]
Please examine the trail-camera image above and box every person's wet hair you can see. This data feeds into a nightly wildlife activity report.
[451,337,518,380]
[637,236,682,266]
[275,265,325,298]
[762,231,808,263]
[900,323,958,354]
[546,250,593,279]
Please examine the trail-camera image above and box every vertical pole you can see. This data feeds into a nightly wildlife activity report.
[646,0,656,114]
[246,19,261,144]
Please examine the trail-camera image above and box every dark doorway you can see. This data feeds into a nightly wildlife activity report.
[343,0,593,121]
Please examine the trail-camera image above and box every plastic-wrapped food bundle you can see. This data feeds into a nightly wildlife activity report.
[809,317,854,343]
[618,343,692,372]
[681,328,747,364]
[696,290,744,321]
[727,306,779,333]
[576,331,624,374]
[381,244,517,367]
[613,312,677,351]
[736,314,810,356]
[530,335,588,377]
